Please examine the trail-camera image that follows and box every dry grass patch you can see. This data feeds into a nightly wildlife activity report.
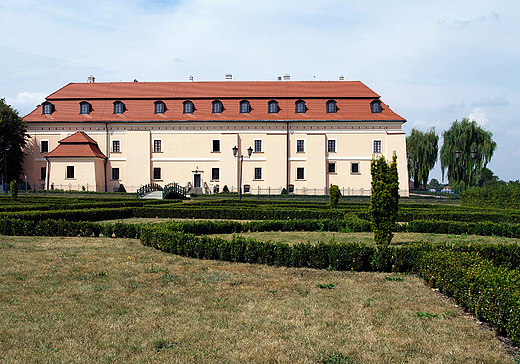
[0,235,516,363]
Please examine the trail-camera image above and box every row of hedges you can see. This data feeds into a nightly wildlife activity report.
[462,184,520,210]
[418,250,520,345]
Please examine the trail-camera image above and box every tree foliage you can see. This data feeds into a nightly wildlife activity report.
[440,118,496,190]
[406,128,439,190]
[328,184,340,209]
[0,99,28,184]
[369,154,399,245]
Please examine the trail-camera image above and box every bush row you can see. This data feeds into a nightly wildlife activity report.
[404,219,520,239]
[461,184,520,210]
[418,250,520,345]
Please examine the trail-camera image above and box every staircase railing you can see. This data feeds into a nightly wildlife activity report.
[137,182,163,198]
[163,181,187,199]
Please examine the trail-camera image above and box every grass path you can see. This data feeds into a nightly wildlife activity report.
[0,235,516,363]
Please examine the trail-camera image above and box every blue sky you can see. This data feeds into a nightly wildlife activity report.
[1,0,518,182]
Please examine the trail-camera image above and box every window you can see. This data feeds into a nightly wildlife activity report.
[153,140,162,153]
[40,167,46,181]
[211,168,220,181]
[244,184,250,193]
[288,184,294,193]
[328,163,336,173]
[212,100,223,114]
[212,140,220,152]
[296,139,305,153]
[42,102,53,115]
[295,100,306,113]
[240,100,251,114]
[112,140,121,153]
[183,101,194,114]
[327,139,336,153]
[371,100,382,113]
[112,168,120,180]
[373,140,382,154]
[80,102,91,115]
[66,166,74,179]
[351,163,359,174]
[154,101,165,114]
[113,101,125,114]
[153,167,161,180]
[254,167,262,180]
[254,139,262,153]
[40,140,49,153]
[296,167,305,180]
[268,100,279,114]
[326,100,337,113]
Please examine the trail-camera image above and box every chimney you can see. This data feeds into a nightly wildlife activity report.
[339,75,344,81]
[283,74,290,81]
[189,75,194,81]
[87,75,95,83]
[278,76,282,81]
[225,73,232,80]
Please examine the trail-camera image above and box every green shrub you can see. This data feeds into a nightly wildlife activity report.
[10,180,18,201]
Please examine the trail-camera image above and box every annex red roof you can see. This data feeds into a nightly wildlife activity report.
[45,131,107,159]
[24,81,406,123]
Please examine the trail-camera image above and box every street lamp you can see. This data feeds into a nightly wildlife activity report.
[455,150,477,191]
[232,145,253,200]
[4,147,10,194]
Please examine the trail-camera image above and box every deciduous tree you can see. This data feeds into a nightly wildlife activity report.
[440,118,496,190]
[0,99,28,184]
[407,128,439,190]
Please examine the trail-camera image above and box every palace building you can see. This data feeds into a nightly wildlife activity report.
[22,79,409,196]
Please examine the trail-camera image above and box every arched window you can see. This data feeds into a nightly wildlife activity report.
[80,101,91,115]
[295,100,306,114]
[326,100,337,113]
[42,102,54,115]
[212,100,223,114]
[113,101,125,114]
[240,100,251,114]
[268,100,279,114]
[183,101,194,114]
[154,101,166,114]
[371,100,382,113]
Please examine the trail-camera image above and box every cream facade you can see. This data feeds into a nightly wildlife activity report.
[22,81,409,196]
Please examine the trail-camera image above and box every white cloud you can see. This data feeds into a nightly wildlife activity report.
[468,107,489,126]
[5,92,47,113]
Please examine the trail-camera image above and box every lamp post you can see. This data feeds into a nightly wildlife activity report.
[4,147,10,194]
[232,145,253,200]
[455,149,477,191]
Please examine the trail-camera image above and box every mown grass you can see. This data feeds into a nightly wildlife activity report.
[0,235,516,363]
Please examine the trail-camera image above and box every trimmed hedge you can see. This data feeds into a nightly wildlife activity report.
[462,184,520,210]
[418,250,520,345]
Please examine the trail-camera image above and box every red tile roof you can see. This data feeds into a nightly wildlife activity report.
[45,131,107,159]
[24,81,405,123]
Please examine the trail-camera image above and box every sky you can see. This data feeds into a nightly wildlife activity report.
[1,0,519,182]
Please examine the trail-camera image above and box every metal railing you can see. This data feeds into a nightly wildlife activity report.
[136,182,163,198]
[163,182,187,199]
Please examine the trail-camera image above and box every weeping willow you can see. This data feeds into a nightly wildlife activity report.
[440,118,496,191]
[406,128,439,189]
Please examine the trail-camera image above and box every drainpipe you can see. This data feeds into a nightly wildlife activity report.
[286,120,290,192]
[45,157,50,190]
[105,122,109,192]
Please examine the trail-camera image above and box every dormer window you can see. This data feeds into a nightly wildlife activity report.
[154,101,166,114]
[212,100,223,114]
[326,100,337,113]
[268,100,279,114]
[240,100,251,114]
[42,102,54,115]
[80,101,91,115]
[295,100,306,114]
[183,101,194,114]
[113,101,125,114]
[371,100,382,113]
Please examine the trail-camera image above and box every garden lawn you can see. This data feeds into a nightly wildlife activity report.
[0,235,516,363]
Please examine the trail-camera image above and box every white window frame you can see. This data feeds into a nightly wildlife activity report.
[111,167,120,180]
[66,166,75,179]
[351,162,360,174]
[211,167,220,181]
[254,167,262,180]
[153,167,162,180]
[328,162,336,174]
[327,139,336,153]
[296,167,305,180]
[40,139,49,153]
[212,139,221,153]
[373,139,382,154]
[112,139,121,153]
[153,139,162,153]
[254,139,263,153]
[296,139,305,153]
